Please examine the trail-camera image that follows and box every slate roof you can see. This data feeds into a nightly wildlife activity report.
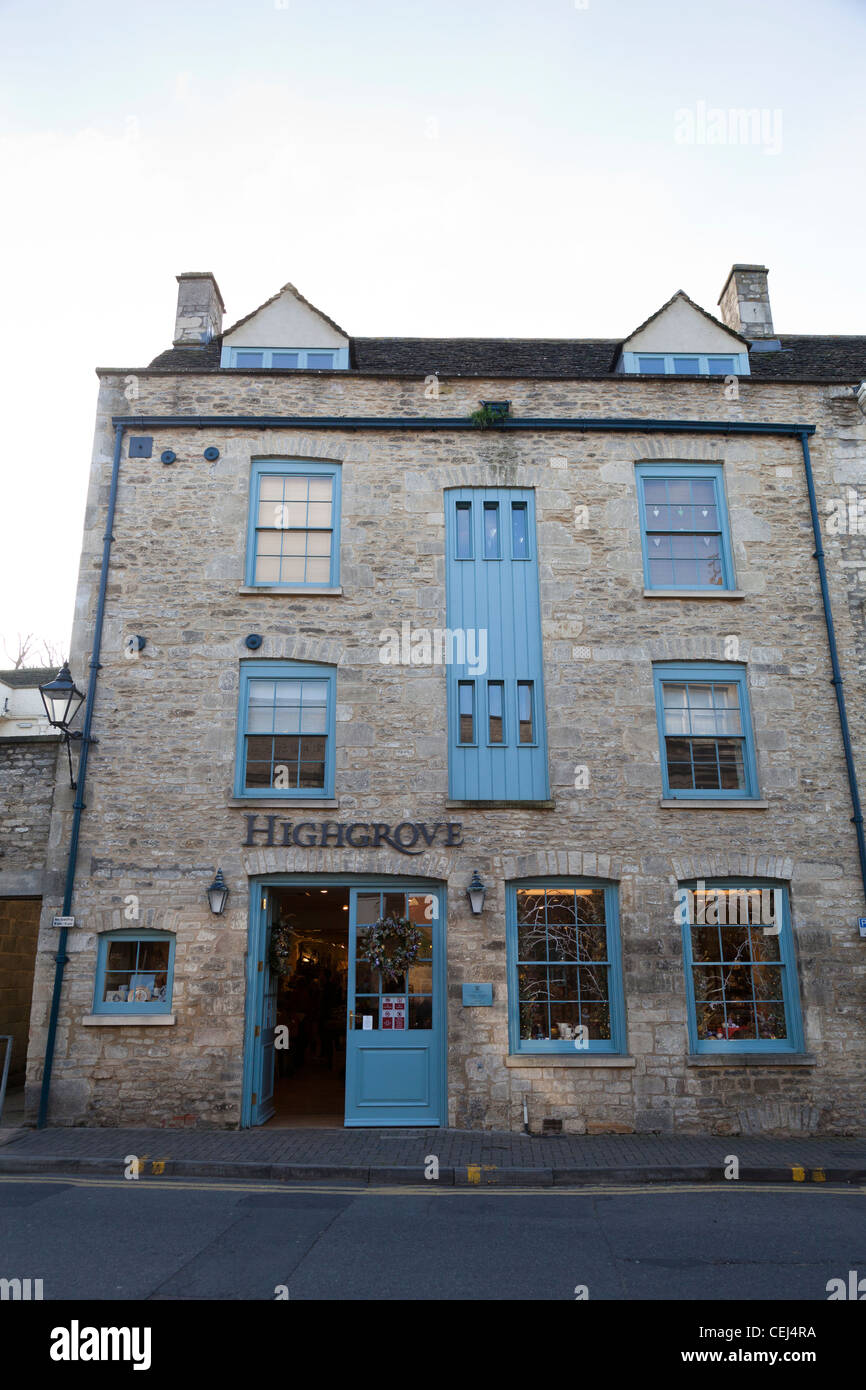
[0,666,58,688]
[144,334,866,382]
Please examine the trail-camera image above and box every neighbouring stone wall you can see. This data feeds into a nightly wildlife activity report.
[25,367,866,1133]
[0,897,41,1086]
[0,738,58,881]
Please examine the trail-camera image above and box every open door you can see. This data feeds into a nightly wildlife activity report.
[249,888,277,1126]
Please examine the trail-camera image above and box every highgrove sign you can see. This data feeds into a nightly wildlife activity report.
[242,815,464,856]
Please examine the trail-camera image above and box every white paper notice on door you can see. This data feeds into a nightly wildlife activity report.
[362,1015,373,1030]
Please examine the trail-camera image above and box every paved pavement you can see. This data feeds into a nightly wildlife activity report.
[0,1122,863,1185]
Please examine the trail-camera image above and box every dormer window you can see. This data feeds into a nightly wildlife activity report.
[224,347,349,370]
[625,353,748,375]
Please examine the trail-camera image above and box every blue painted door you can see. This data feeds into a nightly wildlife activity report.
[445,487,549,801]
[251,889,277,1125]
[345,888,442,1126]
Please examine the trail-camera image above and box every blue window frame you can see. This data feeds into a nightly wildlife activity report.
[506,880,626,1054]
[621,351,750,376]
[653,662,759,800]
[678,879,804,1053]
[93,931,175,1014]
[636,462,734,590]
[221,346,350,370]
[234,661,337,799]
[246,460,341,588]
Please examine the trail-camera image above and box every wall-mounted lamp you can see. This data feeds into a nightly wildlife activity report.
[467,870,487,915]
[38,663,94,788]
[39,663,84,731]
[206,869,230,915]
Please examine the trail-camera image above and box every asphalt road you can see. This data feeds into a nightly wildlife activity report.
[0,1176,863,1301]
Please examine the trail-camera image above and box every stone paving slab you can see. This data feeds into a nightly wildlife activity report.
[0,1125,862,1185]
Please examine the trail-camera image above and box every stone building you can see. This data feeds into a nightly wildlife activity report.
[23,264,866,1134]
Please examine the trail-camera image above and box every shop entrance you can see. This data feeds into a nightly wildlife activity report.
[243,878,445,1128]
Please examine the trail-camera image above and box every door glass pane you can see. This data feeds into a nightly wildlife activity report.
[511,502,528,558]
[356,893,381,924]
[455,502,472,558]
[354,998,379,1028]
[483,503,500,559]
[384,892,405,920]
[517,681,534,743]
[458,682,475,743]
[408,997,433,1029]
[488,681,504,743]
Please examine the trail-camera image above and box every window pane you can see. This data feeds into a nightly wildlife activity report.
[259,476,284,501]
[255,556,280,583]
[307,502,332,527]
[488,681,504,743]
[708,357,735,374]
[272,352,299,368]
[308,477,333,501]
[458,681,474,743]
[637,357,666,373]
[483,503,500,559]
[455,502,471,558]
[305,557,331,583]
[236,352,263,367]
[517,681,534,743]
[307,352,334,368]
[279,557,306,582]
[511,502,528,558]
[673,357,698,373]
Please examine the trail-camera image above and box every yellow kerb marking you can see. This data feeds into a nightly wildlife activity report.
[812,1168,826,1182]
[792,1165,806,1182]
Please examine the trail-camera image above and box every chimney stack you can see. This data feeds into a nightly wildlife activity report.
[173,271,225,346]
[717,264,775,340]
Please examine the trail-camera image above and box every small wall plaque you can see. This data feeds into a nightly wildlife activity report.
[462,983,493,1006]
[52,916,75,928]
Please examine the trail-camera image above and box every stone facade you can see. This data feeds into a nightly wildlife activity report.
[23,284,866,1134]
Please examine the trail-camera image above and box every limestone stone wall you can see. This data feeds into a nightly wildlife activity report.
[0,737,58,889]
[25,366,866,1132]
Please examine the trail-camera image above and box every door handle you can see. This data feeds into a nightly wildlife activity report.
[349,1011,354,1029]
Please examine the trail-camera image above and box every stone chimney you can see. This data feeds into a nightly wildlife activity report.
[717,264,775,340]
[173,271,225,346]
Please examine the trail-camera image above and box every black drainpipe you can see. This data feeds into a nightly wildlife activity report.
[37,423,125,1128]
[797,430,866,897]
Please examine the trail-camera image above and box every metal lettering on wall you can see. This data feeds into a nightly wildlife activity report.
[242,815,463,856]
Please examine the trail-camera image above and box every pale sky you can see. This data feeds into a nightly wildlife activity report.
[1,0,864,661]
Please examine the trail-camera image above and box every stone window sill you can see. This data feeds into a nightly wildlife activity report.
[237,585,343,596]
[82,1014,176,1027]
[445,800,556,810]
[644,589,745,600]
[660,798,768,810]
[687,1053,817,1067]
[505,1054,636,1068]
[227,798,339,809]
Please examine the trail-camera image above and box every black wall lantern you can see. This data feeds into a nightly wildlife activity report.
[39,663,92,788]
[39,663,84,731]
[467,870,487,915]
[206,869,230,915]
